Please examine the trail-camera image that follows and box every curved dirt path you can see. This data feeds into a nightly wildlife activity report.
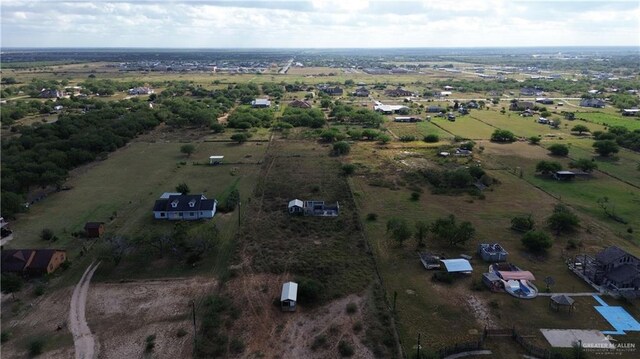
[69,262,100,359]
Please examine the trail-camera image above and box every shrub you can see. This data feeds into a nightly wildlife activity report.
[410,192,420,201]
[342,164,356,176]
[230,133,249,143]
[1,331,10,343]
[145,334,156,352]
[432,272,454,284]
[521,230,553,253]
[548,143,569,156]
[378,134,392,144]
[352,322,363,333]
[34,284,46,297]
[295,277,323,304]
[40,228,55,241]
[511,214,534,232]
[536,160,562,175]
[333,141,351,156]
[400,135,416,142]
[366,213,378,221]
[570,158,597,172]
[460,141,475,151]
[176,328,188,338]
[338,340,355,357]
[28,338,45,356]
[593,140,619,157]
[346,302,358,314]
[423,134,439,143]
[491,129,516,142]
[230,338,245,354]
[548,204,580,235]
[311,334,328,351]
[528,136,541,144]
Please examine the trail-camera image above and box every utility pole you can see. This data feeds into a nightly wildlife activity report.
[191,300,196,333]
[393,291,397,313]
[416,332,421,359]
[238,198,241,229]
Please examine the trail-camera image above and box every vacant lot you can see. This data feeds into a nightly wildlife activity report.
[0,276,215,359]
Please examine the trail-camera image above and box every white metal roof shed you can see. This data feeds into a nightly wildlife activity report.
[441,259,473,273]
[281,282,298,302]
[288,199,304,208]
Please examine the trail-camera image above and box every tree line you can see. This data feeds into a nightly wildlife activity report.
[1,101,162,217]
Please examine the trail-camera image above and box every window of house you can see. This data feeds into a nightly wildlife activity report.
[160,213,165,217]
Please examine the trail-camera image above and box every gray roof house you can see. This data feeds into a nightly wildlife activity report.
[153,194,217,220]
[251,98,271,108]
[288,199,339,217]
[580,98,605,108]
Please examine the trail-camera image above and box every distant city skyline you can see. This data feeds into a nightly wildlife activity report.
[1,0,639,48]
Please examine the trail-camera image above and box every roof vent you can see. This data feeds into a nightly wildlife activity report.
[171,199,179,208]
[188,199,196,208]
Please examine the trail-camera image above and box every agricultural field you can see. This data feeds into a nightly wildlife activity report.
[2,52,639,359]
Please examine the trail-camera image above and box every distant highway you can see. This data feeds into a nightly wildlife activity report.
[279,58,294,74]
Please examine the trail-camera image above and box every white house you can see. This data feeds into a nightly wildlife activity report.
[152,194,217,220]
[251,98,271,108]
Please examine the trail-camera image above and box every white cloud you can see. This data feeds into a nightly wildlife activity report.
[0,0,638,47]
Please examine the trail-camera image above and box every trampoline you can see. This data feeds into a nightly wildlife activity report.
[592,295,640,335]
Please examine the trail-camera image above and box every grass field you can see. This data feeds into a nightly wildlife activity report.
[575,111,640,131]
[348,140,640,354]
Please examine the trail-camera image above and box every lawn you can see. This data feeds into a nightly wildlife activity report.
[7,137,267,250]
[385,120,452,140]
[346,138,640,354]
[575,111,640,131]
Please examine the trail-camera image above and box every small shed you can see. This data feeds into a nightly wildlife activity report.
[288,199,304,214]
[209,156,224,165]
[482,272,502,291]
[441,259,473,274]
[419,252,441,270]
[281,281,298,312]
[550,294,575,312]
[478,243,508,262]
[84,222,105,238]
[554,171,576,181]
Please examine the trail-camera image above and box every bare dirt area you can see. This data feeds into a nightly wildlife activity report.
[1,287,75,359]
[1,276,215,359]
[86,277,216,359]
[225,273,374,359]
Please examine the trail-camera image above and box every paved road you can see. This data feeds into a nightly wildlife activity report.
[69,262,100,359]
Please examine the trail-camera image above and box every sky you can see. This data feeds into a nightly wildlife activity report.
[1,0,639,48]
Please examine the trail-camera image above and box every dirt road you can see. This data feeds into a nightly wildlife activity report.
[69,262,100,359]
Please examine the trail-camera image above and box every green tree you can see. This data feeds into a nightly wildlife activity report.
[333,141,351,156]
[528,136,541,145]
[1,274,23,299]
[570,158,597,172]
[40,228,55,241]
[386,218,411,246]
[536,160,562,175]
[521,230,553,253]
[548,143,569,156]
[423,134,439,143]
[414,220,429,248]
[490,129,516,143]
[593,140,619,157]
[176,183,190,195]
[511,214,534,232]
[378,134,391,144]
[547,204,580,235]
[571,124,590,135]
[230,133,248,143]
[430,214,475,247]
[180,144,196,157]
[341,164,356,176]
